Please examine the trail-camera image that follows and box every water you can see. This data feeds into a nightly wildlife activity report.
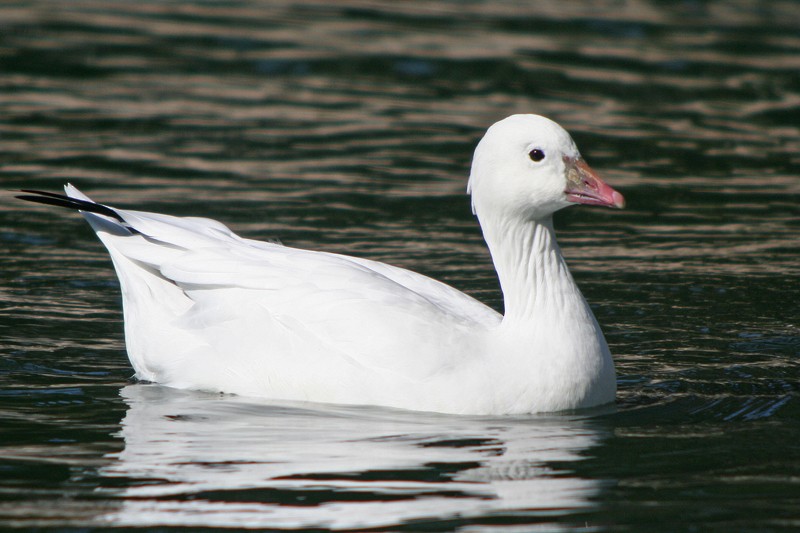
[1,0,799,530]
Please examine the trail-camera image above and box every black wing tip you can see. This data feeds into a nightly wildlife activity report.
[16,188,129,226]
[16,189,75,202]
[16,192,83,211]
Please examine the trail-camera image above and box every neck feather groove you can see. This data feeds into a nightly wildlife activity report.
[482,216,580,323]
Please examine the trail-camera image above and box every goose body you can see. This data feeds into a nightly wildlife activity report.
[19,114,624,415]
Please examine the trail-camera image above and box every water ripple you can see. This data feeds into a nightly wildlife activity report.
[2,0,799,530]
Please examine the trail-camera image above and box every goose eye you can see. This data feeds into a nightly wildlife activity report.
[528,149,545,162]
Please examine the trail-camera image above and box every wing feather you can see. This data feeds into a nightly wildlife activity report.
[40,185,501,383]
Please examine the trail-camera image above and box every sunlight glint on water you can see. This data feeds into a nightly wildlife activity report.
[1,1,798,530]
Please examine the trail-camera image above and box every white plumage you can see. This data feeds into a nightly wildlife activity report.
[22,114,625,415]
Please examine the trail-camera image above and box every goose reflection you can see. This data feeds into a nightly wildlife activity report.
[99,384,607,529]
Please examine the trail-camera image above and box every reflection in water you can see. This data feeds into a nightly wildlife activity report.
[2,0,798,529]
[99,385,605,529]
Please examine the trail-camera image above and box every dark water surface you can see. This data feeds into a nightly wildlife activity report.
[1,1,799,530]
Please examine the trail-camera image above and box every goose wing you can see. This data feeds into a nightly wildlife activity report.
[21,186,501,383]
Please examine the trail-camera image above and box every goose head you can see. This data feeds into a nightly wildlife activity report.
[468,114,624,223]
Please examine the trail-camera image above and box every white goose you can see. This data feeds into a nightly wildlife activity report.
[19,114,625,415]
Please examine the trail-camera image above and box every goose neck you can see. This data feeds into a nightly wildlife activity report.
[482,216,577,323]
